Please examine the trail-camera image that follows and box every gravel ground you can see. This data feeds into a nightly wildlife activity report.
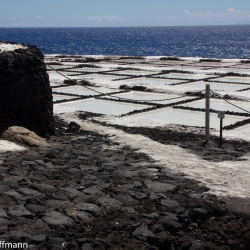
[0,116,249,250]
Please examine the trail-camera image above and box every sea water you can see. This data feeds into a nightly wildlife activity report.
[1,25,250,58]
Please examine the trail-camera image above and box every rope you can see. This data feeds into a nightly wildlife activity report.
[210,89,250,114]
[27,52,194,103]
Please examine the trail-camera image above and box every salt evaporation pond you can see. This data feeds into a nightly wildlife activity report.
[48,71,87,83]
[53,94,75,102]
[47,65,72,69]
[113,59,146,64]
[182,98,250,113]
[181,81,250,92]
[168,65,210,71]
[130,108,246,130]
[120,77,185,85]
[85,74,128,81]
[48,56,250,131]
[48,72,126,83]
[233,64,250,69]
[156,60,190,65]
[106,91,195,105]
[234,90,250,99]
[55,99,150,116]
[205,68,250,74]
[219,123,250,142]
[212,76,250,84]
[52,73,128,83]
[48,71,69,82]
[50,82,66,86]
[191,62,236,67]
[67,67,110,72]
[53,86,117,96]
[231,124,250,133]
[159,73,210,80]
[112,70,157,76]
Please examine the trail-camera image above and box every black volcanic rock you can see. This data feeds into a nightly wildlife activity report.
[0,42,54,137]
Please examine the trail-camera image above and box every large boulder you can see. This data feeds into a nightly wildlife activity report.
[0,42,54,137]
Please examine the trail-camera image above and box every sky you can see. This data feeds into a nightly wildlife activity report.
[1,0,250,27]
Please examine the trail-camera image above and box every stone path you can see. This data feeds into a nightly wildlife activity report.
[0,121,250,249]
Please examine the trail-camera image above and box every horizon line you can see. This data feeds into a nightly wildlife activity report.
[1,24,250,29]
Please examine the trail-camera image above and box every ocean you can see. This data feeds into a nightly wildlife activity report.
[0,25,250,59]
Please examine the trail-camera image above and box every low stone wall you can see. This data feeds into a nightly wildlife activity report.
[0,43,54,137]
